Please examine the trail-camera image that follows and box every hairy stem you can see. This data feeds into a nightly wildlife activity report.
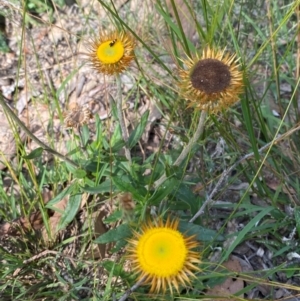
[154,111,207,188]
[118,277,145,301]
[174,110,207,166]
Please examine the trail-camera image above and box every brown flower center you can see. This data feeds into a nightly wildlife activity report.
[190,58,231,94]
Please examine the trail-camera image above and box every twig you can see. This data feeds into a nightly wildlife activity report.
[118,277,145,301]
[189,124,300,223]
[13,250,59,277]
[0,93,79,168]
[115,74,132,164]
[190,76,300,223]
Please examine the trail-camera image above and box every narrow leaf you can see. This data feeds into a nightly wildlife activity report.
[128,110,149,148]
[223,206,274,261]
[83,180,114,194]
[113,176,146,202]
[23,147,44,159]
[179,221,224,242]
[46,185,75,208]
[95,223,132,244]
[57,193,82,231]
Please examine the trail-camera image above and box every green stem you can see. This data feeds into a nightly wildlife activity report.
[0,93,79,168]
[154,110,207,188]
[174,110,207,166]
[115,74,132,164]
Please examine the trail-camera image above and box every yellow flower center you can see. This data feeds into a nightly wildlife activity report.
[137,227,188,277]
[96,40,124,64]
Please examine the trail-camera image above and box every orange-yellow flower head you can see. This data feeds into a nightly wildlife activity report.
[88,31,135,75]
[179,47,243,113]
[127,217,201,294]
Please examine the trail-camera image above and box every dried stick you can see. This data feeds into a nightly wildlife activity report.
[189,122,300,223]
[117,277,145,301]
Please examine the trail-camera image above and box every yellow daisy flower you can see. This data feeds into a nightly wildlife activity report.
[127,217,201,294]
[88,30,135,75]
[179,47,243,113]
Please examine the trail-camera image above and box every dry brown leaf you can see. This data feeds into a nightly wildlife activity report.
[265,175,296,195]
[0,211,44,236]
[93,209,108,259]
[0,189,53,236]
[41,192,88,242]
[41,195,69,243]
[205,256,244,300]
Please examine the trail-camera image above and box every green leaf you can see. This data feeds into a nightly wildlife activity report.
[109,94,118,119]
[23,147,44,159]
[128,110,149,148]
[81,124,90,147]
[111,139,125,152]
[222,206,274,261]
[46,185,75,208]
[94,114,104,147]
[285,263,297,278]
[82,160,107,173]
[112,176,147,202]
[111,124,123,149]
[171,183,201,214]
[102,260,130,279]
[147,178,178,206]
[179,221,224,242]
[65,161,78,174]
[104,210,123,224]
[0,31,10,53]
[72,169,87,179]
[270,208,286,220]
[111,239,128,253]
[94,223,132,244]
[82,180,114,194]
[204,270,228,288]
[273,244,293,258]
[57,193,82,231]
[56,68,80,101]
